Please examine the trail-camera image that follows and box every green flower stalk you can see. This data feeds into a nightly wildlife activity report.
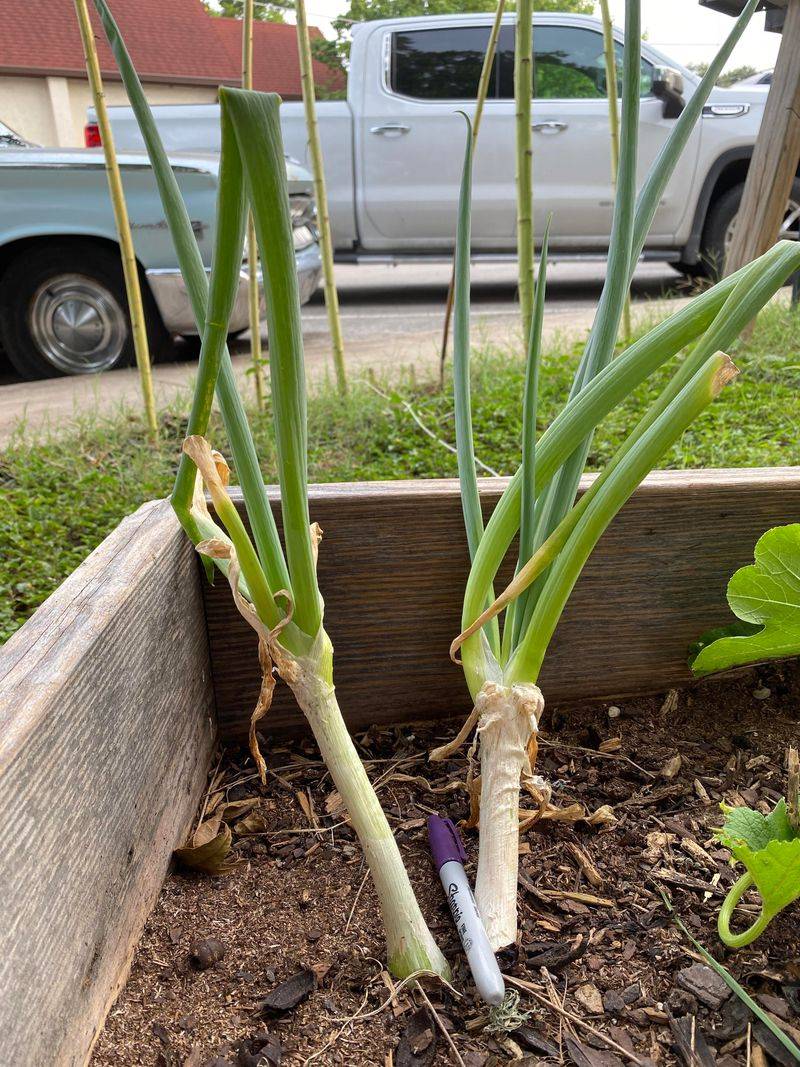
[515,0,534,342]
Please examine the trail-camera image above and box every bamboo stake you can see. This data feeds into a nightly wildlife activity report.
[438,0,506,387]
[243,0,266,411]
[295,0,347,394]
[73,0,158,442]
[599,0,632,344]
[515,0,534,343]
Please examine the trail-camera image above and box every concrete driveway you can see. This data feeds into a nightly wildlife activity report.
[0,260,684,446]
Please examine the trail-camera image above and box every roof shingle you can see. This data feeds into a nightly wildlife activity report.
[0,0,345,97]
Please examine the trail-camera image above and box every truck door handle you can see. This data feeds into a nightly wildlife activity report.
[370,123,411,136]
[532,121,568,133]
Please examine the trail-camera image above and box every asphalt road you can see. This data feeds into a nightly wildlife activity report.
[0,260,684,445]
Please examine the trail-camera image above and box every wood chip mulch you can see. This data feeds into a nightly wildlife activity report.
[92,661,800,1067]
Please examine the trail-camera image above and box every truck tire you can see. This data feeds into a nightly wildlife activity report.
[178,327,250,356]
[0,242,169,380]
[691,178,800,280]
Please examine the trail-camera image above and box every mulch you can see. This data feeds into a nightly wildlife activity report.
[92,660,800,1067]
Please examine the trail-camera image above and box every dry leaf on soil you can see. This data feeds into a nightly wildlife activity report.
[174,811,240,875]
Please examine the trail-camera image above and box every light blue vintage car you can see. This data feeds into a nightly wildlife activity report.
[0,119,321,379]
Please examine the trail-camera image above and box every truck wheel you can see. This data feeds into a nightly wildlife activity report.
[697,178,800,279]
[0,242,169,380]
[176,328,250,359]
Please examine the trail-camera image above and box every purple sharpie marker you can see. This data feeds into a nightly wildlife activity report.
[428,815,505,1006]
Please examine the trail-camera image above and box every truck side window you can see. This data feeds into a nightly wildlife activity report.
[389,27,499,100]
[496,24,654,100]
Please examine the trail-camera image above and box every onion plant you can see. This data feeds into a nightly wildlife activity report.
[92,0,449,981]
[437,0,800,951]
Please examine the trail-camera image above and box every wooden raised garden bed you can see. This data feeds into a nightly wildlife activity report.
[1,468,799,1066]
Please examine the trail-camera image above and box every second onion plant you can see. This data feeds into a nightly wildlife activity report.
[439,0,800,951]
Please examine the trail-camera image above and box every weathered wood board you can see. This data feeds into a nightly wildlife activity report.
[724,0,800,275]
[203,469,800,738]
[0,500,215,1067]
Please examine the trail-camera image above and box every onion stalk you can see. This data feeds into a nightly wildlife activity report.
[92,0,448,980]
[444,0,800,951]
[598,0,631,343]
[514,0,534,341]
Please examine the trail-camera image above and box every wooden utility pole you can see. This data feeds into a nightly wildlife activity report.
[724,0,800,275]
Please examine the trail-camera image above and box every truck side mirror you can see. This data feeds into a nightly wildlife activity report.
[653,66,686,118]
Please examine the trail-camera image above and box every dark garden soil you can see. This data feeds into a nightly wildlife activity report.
[92,663,800,1067]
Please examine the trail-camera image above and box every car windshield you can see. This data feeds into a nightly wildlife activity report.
[0,120,33,148]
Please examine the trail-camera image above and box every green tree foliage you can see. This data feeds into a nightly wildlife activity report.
[688,60,759,87]
[202,0,286,23]
[312,0,596,93]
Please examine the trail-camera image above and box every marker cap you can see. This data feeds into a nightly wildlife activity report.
[427,815,468,871]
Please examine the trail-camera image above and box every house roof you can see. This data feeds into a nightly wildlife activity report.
[0,0,344,97]
[213,18,345,97]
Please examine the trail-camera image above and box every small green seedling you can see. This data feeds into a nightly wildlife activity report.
[715,752,800,948]
[690,523,800,676]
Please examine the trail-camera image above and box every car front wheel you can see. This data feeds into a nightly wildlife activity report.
[0,242,168,380]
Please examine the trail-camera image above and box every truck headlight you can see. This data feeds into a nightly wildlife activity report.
[292,225,315,251]
[289,194,315,226]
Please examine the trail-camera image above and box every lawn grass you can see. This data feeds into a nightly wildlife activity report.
[2,300,799,643]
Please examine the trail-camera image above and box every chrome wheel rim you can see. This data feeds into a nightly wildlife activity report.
[725,197,800,254]
[29,274,127,374]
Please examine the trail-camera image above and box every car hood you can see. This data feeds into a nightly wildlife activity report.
[0,146,313,185]
[0,145,220,173]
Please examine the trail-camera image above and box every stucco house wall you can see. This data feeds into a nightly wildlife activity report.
[1,73,219,147]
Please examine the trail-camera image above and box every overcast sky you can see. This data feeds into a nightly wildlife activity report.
[297,0,780,73]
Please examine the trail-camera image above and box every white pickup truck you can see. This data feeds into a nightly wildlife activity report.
[94,11,800,276]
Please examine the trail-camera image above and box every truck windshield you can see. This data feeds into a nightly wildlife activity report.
[389,24,654,101]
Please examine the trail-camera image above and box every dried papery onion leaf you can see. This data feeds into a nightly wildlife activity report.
[234,811,269,836]
[175,812,240,875]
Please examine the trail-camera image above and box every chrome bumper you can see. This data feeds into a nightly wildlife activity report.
[146,245,322,335]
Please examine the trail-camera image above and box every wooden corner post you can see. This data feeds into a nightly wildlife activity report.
[724,0,800,276]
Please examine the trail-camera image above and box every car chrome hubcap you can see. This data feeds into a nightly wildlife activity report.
[29,274,127,373]
[725,198,800,254]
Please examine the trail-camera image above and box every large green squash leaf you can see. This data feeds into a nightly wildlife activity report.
[718,798,796,853]
[690,524,800,676]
